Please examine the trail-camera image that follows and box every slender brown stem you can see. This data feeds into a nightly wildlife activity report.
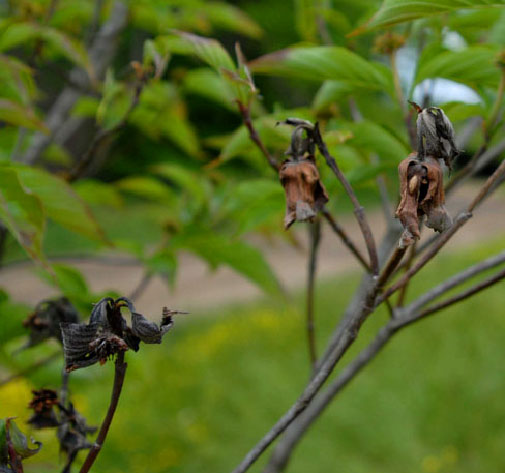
[79,352,127,473]
[306,219,321,369]
[128,272,153,300]
[321,209,370,271]
[313,123,379,274]
[396,241,417,307]
[236,100,279,172]
[414,267,505,320]
[468,158,505,212]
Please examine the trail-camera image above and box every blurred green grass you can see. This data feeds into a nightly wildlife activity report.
[2,238,505,473]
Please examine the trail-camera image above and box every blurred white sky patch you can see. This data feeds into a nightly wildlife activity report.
[395,30,483,106]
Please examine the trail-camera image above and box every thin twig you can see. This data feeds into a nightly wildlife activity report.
[407,250,505,314]
[306,219,321,369]
[236,100,279,172]
[313,123,379,274]
[413,266,505,320]
[395,241,417,307]
[79,352,127,473]
[321,209,370,271]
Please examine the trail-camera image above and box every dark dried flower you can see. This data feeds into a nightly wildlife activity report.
[396,153,452,246]
[28,389,60,429]
[57,403,97,473]
[22,297,79,348]
[278,119,329,229]
[61,298,183,372]
[413,104,459,169]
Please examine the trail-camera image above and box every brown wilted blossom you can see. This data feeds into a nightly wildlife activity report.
[60,297,183,372]
[22,297,79,348]
[28,389,60,429]
[278,120,328,229]
[395,153,452,246]
[411,103,459,170]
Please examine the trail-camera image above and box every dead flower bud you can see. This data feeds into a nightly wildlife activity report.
[57,403,97,472]
[373,32,406,55]
[278,121,329,229]
[61,297,183,372]
[28,389,60,429]
[395,153,452,246]
[23,298,79,348]
[413,105,459,170]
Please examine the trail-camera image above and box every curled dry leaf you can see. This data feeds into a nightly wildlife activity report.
[60,297,184,372]
[278,120,328,229]
[395,153,452,246]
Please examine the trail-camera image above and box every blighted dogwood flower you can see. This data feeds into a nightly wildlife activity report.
[278,120,328,229]
[28,389,60,429]
[22,297,79,348]
[60,297,184,372]
[395,153,452,246]
[410,102,459,170]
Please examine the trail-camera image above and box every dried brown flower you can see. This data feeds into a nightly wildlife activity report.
[22,298,79,348]
[278,120,328,229]
[374,32,406,55]
[395,153,452,246]
[60,297,183,372]
[28,389,60,429]
[413,105,459,170]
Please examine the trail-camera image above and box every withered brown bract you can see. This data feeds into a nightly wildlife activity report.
[279,158,328,229]
[278,120,328,229]
[60,297,182,372]
[396,153,452,246]
[28,389,60,429]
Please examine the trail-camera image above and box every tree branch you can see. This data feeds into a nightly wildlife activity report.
[313,123,379,274]
[306,219,321,369]
[79,352,127,473]
[236,100,279,172]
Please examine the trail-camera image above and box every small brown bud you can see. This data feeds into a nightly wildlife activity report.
[374,32,406,55]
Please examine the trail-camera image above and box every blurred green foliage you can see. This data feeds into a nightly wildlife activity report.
[1,0,505,471]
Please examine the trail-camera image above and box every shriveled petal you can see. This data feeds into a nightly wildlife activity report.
[60,323,100,371]
[131,312,173,344]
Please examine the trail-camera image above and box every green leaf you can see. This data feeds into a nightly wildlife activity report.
[182,68,236,111]
[15,166,106,242]
[6,419,41,459]
[249,47,393,95]
[0,419,6,465]
[415,46,500,90]
[205,2,263,39]
[347,120,409,163]
[313,81,354,111]
[0,23,92,77]
[0,296,31,345]
[0,98,49,132]
[115,176,175,203]
[170,31,236,72]
[346,162,390,185]
[96,69,131,130]
[0,166,45,262]
[74,179,123,209]
[353,0,505,33]
[179,235,281,295]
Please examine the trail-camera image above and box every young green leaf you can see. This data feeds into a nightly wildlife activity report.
[15,166,106,242]
[249,47,393,95]
[353,0,505,34]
